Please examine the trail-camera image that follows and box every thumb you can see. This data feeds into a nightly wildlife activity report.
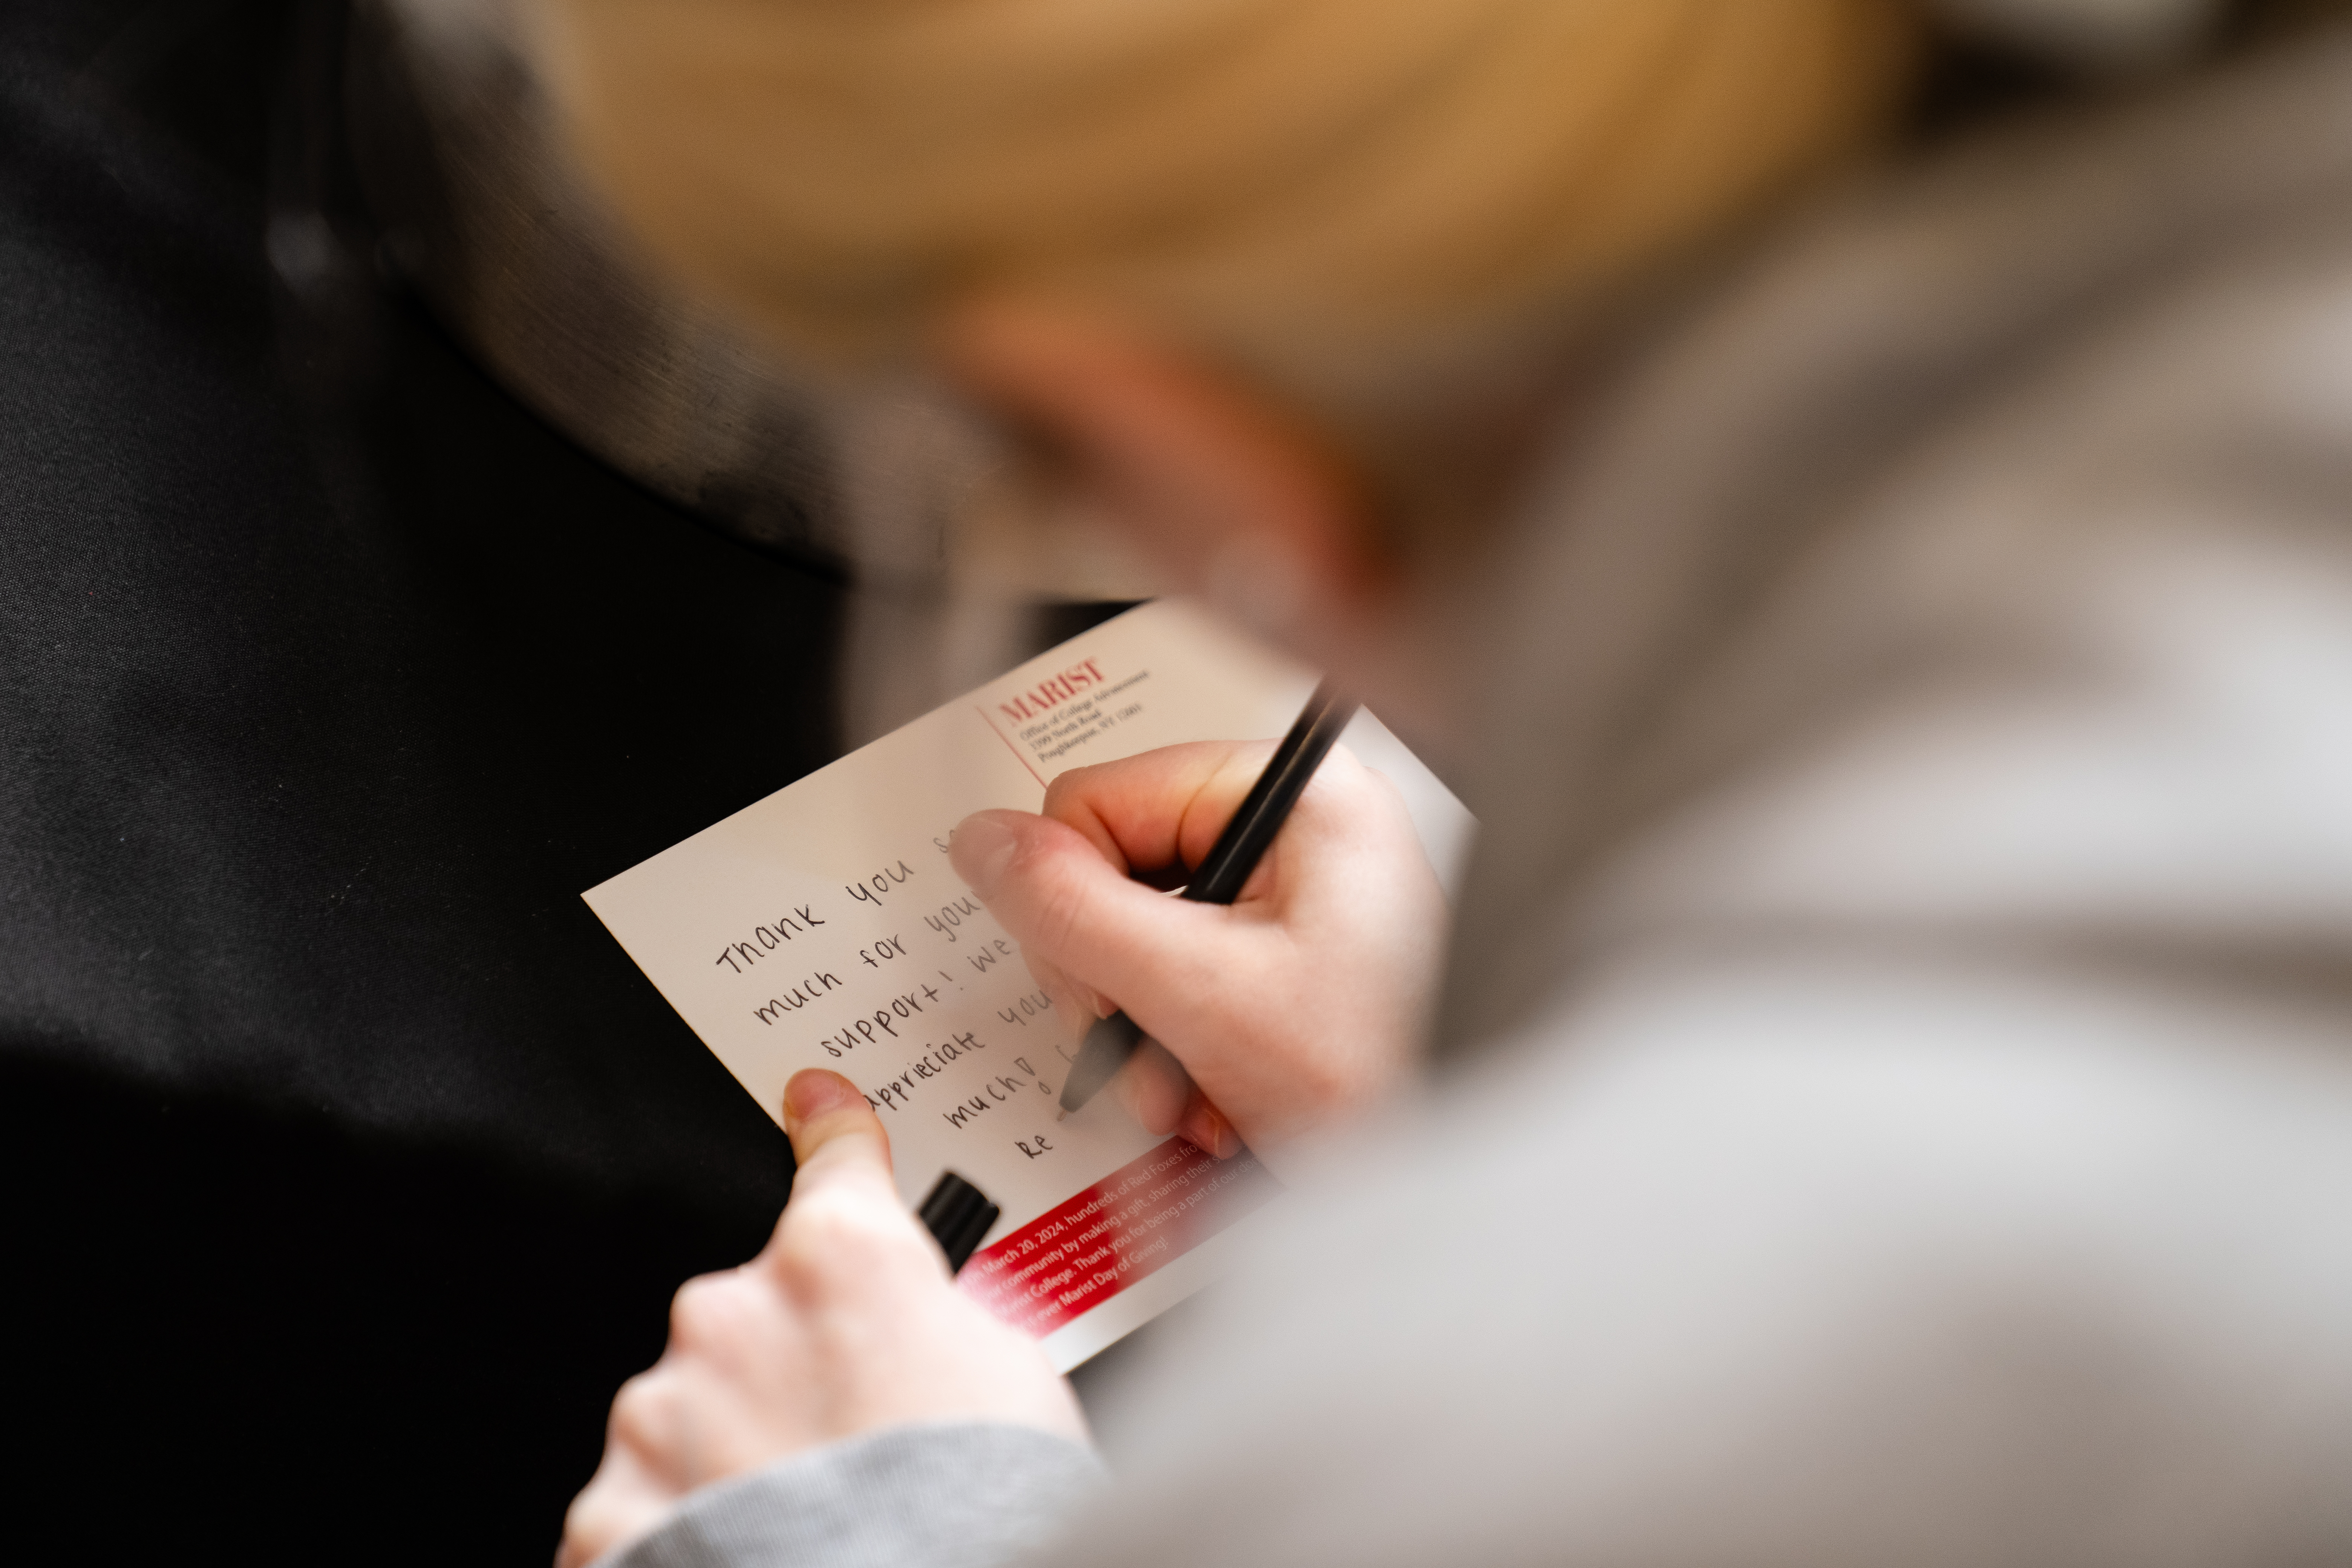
[769,1069,943,1294]
[950,809,1232,1040]
[782,1068,895,1190]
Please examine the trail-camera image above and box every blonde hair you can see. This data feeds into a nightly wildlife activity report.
[533,0,1917,504]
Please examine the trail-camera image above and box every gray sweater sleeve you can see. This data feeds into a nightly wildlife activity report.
[595,1423,1105,1568]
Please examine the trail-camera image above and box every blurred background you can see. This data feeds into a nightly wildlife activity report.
[1,2,1139,1557]
[0,0,2320,1561]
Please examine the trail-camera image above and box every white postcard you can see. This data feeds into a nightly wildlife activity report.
[584,600,1471,1370]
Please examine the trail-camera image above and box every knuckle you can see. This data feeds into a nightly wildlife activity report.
[1040,769,1089,816]
[1301,750,1378,815]
[560,1489,619,1568]
[1210,743,1276,796]
[1294,1036,1379,1114]
[772,1185,923,1298]
[667,1270,759,1351]
[607,1370,680,1455]
[1298,1050,1354,1107]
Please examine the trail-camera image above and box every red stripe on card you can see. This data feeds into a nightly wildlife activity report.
[957,1137,1276,1338]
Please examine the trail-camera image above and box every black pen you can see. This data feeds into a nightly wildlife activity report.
[1056,680,1360,1119]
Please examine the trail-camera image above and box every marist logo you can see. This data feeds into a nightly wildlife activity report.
[997,658,1107,725]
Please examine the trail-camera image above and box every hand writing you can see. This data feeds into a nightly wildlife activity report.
[557,1069,1088,1568]
[949,741,1446,1159]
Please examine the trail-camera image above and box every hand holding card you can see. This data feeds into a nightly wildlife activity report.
[556,1067,1085,1568]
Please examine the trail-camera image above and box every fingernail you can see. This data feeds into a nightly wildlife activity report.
[949,812,1020,898]
[784,1068,861,1124]
[1207,1109,1241,1161]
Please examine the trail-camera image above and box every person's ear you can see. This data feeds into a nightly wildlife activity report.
[940,296,1391,645]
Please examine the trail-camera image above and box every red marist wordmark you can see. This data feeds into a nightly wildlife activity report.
[957,1137,1276,1339]
[996,659,1107,726]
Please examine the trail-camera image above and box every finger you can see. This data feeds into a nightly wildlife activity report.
[771,1070,945,1295]
[1043,742,1414,931]
[1105,1036,1239,1156]
[781,1069,894,1193]
[1175,1089,1242,1161]
[1111,1037,1193,1136]
[951,808,1244,1030]
[558,1447,674,1568]
[1038,741,1275,879]
[1017,947,1111,1044]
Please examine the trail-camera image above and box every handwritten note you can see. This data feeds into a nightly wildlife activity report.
[584,601,1471,1369]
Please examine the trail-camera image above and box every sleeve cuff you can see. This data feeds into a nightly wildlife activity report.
[595,1421,1107,1568]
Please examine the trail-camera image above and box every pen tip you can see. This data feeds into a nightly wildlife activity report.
[1055,1108,1068,1122]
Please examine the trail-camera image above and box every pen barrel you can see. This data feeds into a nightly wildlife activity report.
[1181,684,1357,906]
[1057,1010,1146,1114]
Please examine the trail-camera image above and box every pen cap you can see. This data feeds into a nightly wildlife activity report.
[917,1170,1001,1274]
